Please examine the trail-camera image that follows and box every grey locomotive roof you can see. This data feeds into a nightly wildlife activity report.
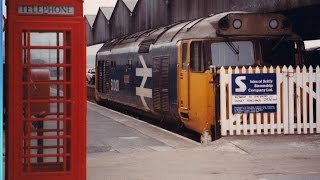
[100,7,115,20]
[85,15,96,27]
[122,0,139,12]
[98,11,245,53]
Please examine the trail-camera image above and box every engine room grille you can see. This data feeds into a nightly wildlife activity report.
[161,57,169,112]
[152,56,169,113]
[153,59,161,111]
[97,60,110,93]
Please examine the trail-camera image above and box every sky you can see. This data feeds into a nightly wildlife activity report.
[84,0,117,15]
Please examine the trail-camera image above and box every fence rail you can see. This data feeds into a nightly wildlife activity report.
[219,65,320,136]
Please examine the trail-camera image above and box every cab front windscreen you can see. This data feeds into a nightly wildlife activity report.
[188,39,300,72]
[210,41,255,67]
[189,40,255,72]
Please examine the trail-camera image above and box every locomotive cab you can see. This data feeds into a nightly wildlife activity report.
[177,13,304,140]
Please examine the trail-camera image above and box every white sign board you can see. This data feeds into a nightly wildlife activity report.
[18,6,74,15]
[231,73,277,114]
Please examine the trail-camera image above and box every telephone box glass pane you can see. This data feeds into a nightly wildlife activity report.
[22,30,71,173]
[30,32,63,46]
[30,49,64,64]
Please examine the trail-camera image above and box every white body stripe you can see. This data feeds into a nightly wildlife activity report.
[136,87,152,98]
[136,55,153,110]
[136,68,152,78]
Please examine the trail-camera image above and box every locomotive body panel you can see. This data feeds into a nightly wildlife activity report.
[97,42,179,122]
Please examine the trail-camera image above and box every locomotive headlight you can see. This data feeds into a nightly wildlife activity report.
[219,18,230,30]
[282,19,291,29]
[269,19,279,29]
[233,19,242,29]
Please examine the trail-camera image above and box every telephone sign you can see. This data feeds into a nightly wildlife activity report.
[18,6,75,15]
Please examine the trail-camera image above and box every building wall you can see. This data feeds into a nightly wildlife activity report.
[85,20,94,45]
[205,0,230,14]
[132,0,169,32]
[149,0,169,29]
[92,10,111,44]
[131,0,148,32]
[110,0,133,39]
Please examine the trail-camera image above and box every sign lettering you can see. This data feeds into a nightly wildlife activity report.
[231,73,277,114]
[111,79,119,92]
[18,6,74,15]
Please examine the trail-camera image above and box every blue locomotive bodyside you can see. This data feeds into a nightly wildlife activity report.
[97,42,179,122]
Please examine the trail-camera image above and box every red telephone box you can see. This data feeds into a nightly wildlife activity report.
[6,0,86,180]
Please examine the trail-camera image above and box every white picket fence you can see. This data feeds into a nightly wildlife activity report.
[219,65,320,136]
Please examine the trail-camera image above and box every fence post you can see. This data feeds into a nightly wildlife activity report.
[234,67,241,135]
[276,66,282,134]
[316,66,320,133]
[263,66,269,134]
[269,66,275,135]
[247,67,254,135]
[288,66,295,134]
[302,66,308,134]
[255,66,262,134]
[228,67,233,135]
[220,67,227,136]
[308,66,314,133]
[296,66,302,134]
[282,66,289,134]
[241,66,248,135]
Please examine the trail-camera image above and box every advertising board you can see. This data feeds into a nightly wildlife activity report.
[231,73,277,114]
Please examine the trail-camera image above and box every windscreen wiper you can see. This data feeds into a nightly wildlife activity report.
[226,41,239,55]
[272,36,286,52]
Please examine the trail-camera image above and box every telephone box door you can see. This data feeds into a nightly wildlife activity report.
[7,21,86,180]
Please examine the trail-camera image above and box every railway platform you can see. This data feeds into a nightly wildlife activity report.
[87,102,320,180]
[86,101,198,154]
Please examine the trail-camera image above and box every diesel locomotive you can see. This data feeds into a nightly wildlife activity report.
[95,12,304,140]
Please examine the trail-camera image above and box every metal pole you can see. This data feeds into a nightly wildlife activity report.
[0,0,3,179]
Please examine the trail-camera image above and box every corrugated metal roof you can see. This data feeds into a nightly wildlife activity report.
[122,0,139,12]
[85,15,96,27]
[100,7,115,20]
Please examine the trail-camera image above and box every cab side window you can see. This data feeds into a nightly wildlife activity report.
[182,43,188,70]
[190,41,205,72]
